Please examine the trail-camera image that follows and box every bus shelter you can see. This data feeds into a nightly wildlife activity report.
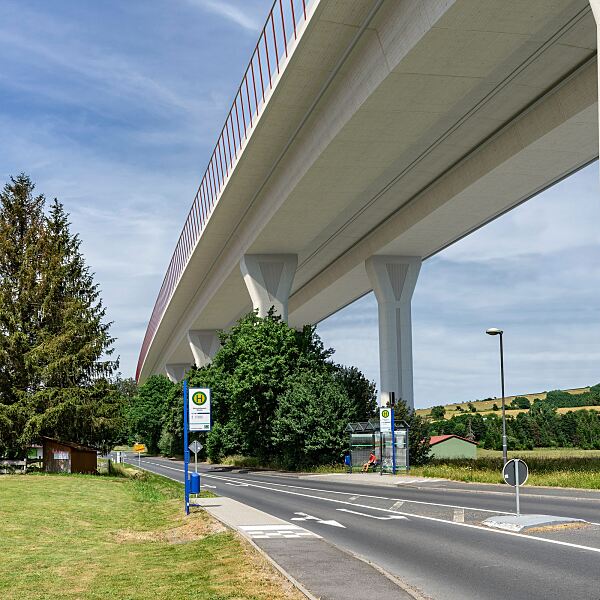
[345,419,409,474]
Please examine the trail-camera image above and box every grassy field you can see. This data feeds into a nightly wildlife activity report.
[411,448,600,488]
[415,386,590,418]
[0,469,302,600]
[473,405,600,418]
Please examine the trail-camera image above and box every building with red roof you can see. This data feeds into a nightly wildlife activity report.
[429,434,477,459]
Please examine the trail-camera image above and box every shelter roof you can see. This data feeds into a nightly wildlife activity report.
[40,436,98,453]
[429,434,477,447]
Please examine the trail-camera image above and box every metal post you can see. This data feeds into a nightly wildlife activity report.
[183,379,190,515]
[194,449,198,474]
[379,432,383,477]
[391,408,396,475]
[138,451,141,467]
[499,332,507,465]
[515,458,520,516]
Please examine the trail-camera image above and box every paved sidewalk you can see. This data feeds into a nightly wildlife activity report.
[197,497,420,600]
[300,472,446,487]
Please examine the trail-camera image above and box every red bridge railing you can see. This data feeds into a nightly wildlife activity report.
[137,0,313,380]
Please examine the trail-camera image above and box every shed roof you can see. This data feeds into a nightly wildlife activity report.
[40,436,98,453]
[429,434,477,447]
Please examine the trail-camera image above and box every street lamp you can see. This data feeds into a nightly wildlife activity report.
[486,328,507,465]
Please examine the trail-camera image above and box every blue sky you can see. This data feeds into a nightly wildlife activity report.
[1,1,598,407]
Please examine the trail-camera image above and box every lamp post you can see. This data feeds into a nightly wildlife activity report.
[486,328,507,465]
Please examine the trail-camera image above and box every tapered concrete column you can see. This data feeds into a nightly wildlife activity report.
[591,0,600,165]
[240,254,297,321]
[365,256,421,410]
[165,363,191,383]
[188,330,220,368]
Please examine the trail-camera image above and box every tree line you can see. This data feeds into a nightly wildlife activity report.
[129,311,431,469]
[131,311,379,469]
[430,398,600,450]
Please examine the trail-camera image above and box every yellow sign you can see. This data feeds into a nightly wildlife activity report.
[191,391,208,406]
[133,443,146,453]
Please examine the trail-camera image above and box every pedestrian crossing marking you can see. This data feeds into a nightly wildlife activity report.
[240,524,321,539]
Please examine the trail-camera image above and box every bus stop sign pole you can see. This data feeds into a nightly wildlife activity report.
[183,379,190,515]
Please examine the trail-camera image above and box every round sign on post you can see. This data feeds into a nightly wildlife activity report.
[503,459,528,486]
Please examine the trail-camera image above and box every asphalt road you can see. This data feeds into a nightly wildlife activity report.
[126,456,600,600]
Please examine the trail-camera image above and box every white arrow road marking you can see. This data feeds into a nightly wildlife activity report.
[290,512,346,528]
[337,508,408,521]
[291,512,321,521]
[318,519,346,528]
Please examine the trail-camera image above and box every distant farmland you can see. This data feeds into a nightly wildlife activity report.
[416,387,592,419]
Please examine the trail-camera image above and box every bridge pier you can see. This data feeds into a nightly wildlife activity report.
[165,363,191,383]
[188,330,220,368]
[365,256,421,411]
[591,0,600,163]
[240,254,297,322]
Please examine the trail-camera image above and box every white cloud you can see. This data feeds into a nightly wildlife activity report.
[188,0,263,31]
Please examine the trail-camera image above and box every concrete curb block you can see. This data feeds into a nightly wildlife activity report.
[482,514,587,533]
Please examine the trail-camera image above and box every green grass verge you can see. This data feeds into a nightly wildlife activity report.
[411,453,600,488]
[0,469,302,600]
[218,454,346,473]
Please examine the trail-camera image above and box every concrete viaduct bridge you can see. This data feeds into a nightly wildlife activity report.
[137,0,600,408]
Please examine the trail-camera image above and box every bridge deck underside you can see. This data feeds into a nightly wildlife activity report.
[140,0,598,378]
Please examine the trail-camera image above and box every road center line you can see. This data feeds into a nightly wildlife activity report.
[200,471,512,514]
[202,473,600,555]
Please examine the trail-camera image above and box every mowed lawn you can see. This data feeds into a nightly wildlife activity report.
[0,472,302,600]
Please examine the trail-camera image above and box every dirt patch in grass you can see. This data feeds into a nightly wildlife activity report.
[114,513,226,544]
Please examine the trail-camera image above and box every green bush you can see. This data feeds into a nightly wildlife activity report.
[430,405,446,419]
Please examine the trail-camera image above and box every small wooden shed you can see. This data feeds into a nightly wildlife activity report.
[41,437,98,474]
[429,435,477,459]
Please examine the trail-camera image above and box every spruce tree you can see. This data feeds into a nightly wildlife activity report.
[0,174,121,456]
[34,199,117,386]
[0,175,46,402]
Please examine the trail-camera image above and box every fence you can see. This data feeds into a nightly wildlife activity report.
[136,0,314,380]
[0,459,27,474]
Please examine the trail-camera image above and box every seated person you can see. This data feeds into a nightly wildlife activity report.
[362,451,378,472]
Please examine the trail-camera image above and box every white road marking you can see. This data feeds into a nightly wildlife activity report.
[291,512,345,527]
[132,460,600,555]
[134,459,505,515]
[203,471,511,514]
[319,519,346,528]
[337,508,408,521]
[203,473,600,555]
[239,524,320,539]
[291,512,321,521]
